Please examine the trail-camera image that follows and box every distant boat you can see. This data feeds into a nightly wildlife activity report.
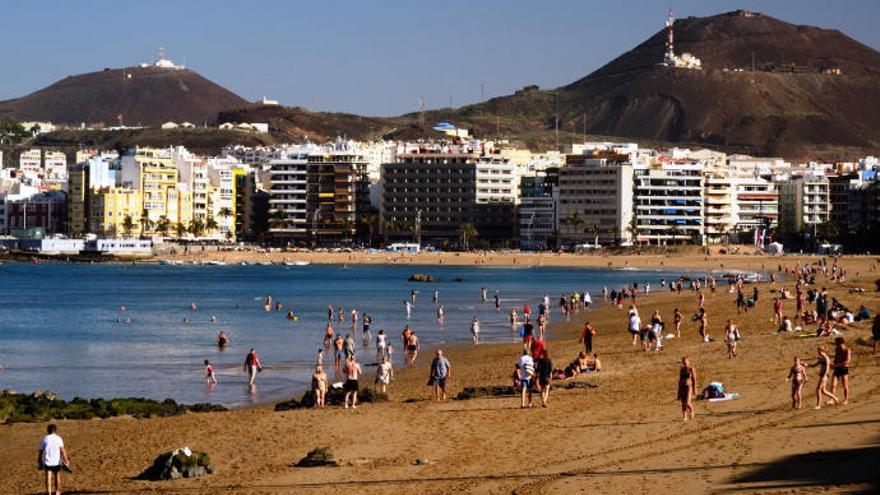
[203,260,226,266]
[294,261,310,266]
[159,259,183,266]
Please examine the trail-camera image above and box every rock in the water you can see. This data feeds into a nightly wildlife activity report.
[408,273,435,283]
[137,449,214,481]
[296,447,338,467]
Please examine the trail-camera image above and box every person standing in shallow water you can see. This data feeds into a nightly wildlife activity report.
[244,348,262,387]
[678,356,697,421]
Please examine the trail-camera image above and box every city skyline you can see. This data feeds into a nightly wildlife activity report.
[1,0,879,117]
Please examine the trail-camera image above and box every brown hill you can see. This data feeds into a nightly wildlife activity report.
[0,66,249,126]
[437,10,880,159]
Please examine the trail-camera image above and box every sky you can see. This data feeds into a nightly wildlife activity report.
[2,0,878,116]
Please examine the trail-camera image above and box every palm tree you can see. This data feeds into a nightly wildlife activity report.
[587,224,602,248]
[382,218,397,245]
[668,223,682,245]
[156,216,171,238]
[175,221,187,239]
[458,223,478,251]
[269,209,288,231]
[626,218,640,245]
[218,207,233,220]
[205,216,219,236]
[122,215,135,238]
[140,209,153,234]
[189,218,206,238]
[566,212,584,243]
[360,212,377,247]
[339,217,355,245]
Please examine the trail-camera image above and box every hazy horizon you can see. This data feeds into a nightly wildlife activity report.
[2,0,878,117]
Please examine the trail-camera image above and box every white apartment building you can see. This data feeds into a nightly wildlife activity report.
[267,150,310,238]
[778,173,830,234]
[475,156,518,205]
[633,158,705,245]
[19,149,42,172]
[703,172,736,243]
[558,155,633,246]
[44,151,67,180]
[733,177,778,237]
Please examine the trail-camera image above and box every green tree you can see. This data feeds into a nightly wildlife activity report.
[382,218,397,245]
[189,218,206,238]
[205,216,219,236]
[360,212,377,247]
[0,117,29,146]
[175,222,187,239]
[122,215,135,238]
[626,218,640,245]
[340,217,355,245]
[156,216,171,237]
[458,223,478,251]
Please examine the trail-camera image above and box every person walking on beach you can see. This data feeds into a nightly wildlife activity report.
[580,320,596,354]
[38,424,70,495]
[535,349,553,407]
[433,290,439,304]
[429,350,451,401]
[376,356,394,394]
[810,346,839,409]
[405,332,420,366]
[773,297,784,326]
[343,355,362,409]
[517,349,535,408]
[244,349,262,387]
[724,320,739,358]
[696,308,710,343]
[323,323,334,351]
[787,356,808,410]
[344,333,356,359]
[311,366,328,408]
[678,357,697,421]
[673,308,683,338]
[204,359,217,385]
[830,337,851,405]
[628,307,642,350]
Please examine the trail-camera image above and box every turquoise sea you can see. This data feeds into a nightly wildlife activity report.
[0,263,687,406]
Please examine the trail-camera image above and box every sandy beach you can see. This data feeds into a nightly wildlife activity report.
[157,244,878,274]
[1,255,878,494]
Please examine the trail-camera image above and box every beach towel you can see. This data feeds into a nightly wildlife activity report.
[708,393,740,402]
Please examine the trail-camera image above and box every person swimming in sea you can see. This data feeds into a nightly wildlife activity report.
[217,331,229,348]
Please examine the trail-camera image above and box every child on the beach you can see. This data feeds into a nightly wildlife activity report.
[724,319,739,358]
[786,356,808,409]
[204,359,217,385]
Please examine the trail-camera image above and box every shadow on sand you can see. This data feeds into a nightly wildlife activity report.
[724,441,880,493]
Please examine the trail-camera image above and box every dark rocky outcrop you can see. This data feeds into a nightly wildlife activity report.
[296,447,338,467]
[137,449,214,481]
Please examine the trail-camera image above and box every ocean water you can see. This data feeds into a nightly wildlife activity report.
[0,263,686,407]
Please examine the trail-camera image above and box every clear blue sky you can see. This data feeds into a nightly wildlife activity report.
[2,0,878,116]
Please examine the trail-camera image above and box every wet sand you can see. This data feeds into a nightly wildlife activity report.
[1,256,878,494]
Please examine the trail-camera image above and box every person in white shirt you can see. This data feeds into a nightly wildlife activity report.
[628,309,642,349]
[38,424,70,495]
[517,349,535,408]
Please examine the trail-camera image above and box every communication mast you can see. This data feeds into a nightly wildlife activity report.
[665,8,675,62]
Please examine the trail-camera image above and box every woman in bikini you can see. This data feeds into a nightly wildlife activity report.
[786,356,808,410]
[678,356,697,421]
[810,346,838,409]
